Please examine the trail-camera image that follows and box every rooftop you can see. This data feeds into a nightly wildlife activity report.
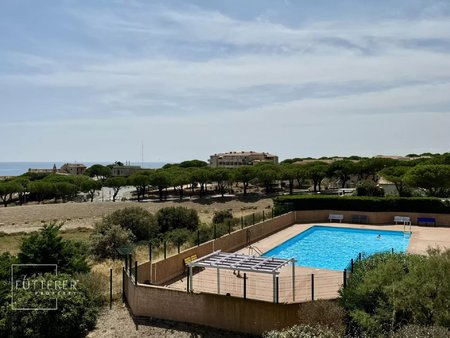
[212,151,276,157]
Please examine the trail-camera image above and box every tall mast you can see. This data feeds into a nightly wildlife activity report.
[141,141,144,168]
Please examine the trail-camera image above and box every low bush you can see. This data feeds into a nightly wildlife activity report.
[104,207,157,241]
[212,209,233,224]
[0,273,99,338]
[391,325,450,338]
[166,228,191,252]
[263,324,341,338]
[75,271,108,306]
[274,195,450,215]
[392,325,450,338]
[156,206,199,232]
[0,253,16,306]
[191,223,213,245]
[339,249,450,337]
[18,223,90,274]
[90,222,135,259]
[297,300,345,335]
[356,180,385,197]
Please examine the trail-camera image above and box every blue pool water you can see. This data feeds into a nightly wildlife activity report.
[263,226,410,270]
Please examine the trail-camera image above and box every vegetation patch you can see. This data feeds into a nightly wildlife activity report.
[274,195,450,215]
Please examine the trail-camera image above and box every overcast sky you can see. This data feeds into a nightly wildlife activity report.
[1,0,449,163]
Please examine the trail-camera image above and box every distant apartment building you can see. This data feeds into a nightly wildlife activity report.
[28,168,56,174]
[28,163,86,175]
[111,165,142,177]
[60,163,87,175]
[374,155,417,161]
[209,151,279,168]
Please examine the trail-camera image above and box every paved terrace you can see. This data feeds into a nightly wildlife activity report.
[168,223,450,303]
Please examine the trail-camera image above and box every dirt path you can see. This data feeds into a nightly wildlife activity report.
[0,197,273,234]
[88,303,250,338]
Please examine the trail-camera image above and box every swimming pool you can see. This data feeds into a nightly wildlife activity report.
[263,226,411,270]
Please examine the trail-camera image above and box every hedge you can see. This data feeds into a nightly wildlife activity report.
[273,195,450,215]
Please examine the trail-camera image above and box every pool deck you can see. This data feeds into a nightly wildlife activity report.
[167,223,450,303]
[248,222,450,256]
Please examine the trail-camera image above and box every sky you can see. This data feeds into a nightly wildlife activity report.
[1,0,450,163]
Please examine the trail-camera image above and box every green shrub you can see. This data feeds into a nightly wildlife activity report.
[18,223,89,274]
[0,253,17,307]
[90,222,135,259]
[166,228,191,252]
[297,300,345,335]
[191,223,213,244]
[392,325,450,338]
[156,206,199,232]
[0,273,99,338]
[339,250,450,337]
[214,222,230,238]
[356,180,385,197]
[274,195,450,215]
[263,324,341,338]
[105,207,157,240]
[212,209,233,224]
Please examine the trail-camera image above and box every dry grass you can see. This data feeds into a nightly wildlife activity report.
[0,197,273,234]
[0,228,93,255]
[0,232,28,255]
[297,300,346,334]
[134,241,193,263]
[90,259,124,301]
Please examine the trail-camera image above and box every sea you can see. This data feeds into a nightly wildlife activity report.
[0,162,167,177]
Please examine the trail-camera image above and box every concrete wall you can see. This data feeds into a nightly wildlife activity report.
[294,210,450,226]
[124,273,300,335]
[139,212,296,285]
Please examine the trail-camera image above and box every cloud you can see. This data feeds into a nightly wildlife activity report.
[1,1,450,160]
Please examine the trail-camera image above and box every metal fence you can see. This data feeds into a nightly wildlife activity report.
[166,266,345,304]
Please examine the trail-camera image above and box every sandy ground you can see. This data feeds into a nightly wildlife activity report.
[88,303,251,338]
[0,197,273,234]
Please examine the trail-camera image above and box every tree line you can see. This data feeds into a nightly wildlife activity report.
[1,153,450,207]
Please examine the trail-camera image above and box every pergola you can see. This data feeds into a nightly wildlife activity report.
[188,250,296,303]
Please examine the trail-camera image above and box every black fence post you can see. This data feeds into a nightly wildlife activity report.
[228,220,231,234]
[134,261,138,285]
[214,224,217,239]
[109,268,113,309]
[128,254,132,273]
[252,213,255,225]
[125,256,128,272]
[122,267,125,302]
[241,216,244,229]
[243,273,247,299]
[186,267,190,292]
[177,244,180,254]
[276,276,279,304]
[311,274,315,301]
[263,210,265,222]
[351,258,354,273]
[148,242,152,262]
[391,248,394,254]
[164,241,167,259]
[358,252,362,261]
[343,269,347,288]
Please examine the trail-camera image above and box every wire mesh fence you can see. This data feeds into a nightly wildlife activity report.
[167,266,344,304]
